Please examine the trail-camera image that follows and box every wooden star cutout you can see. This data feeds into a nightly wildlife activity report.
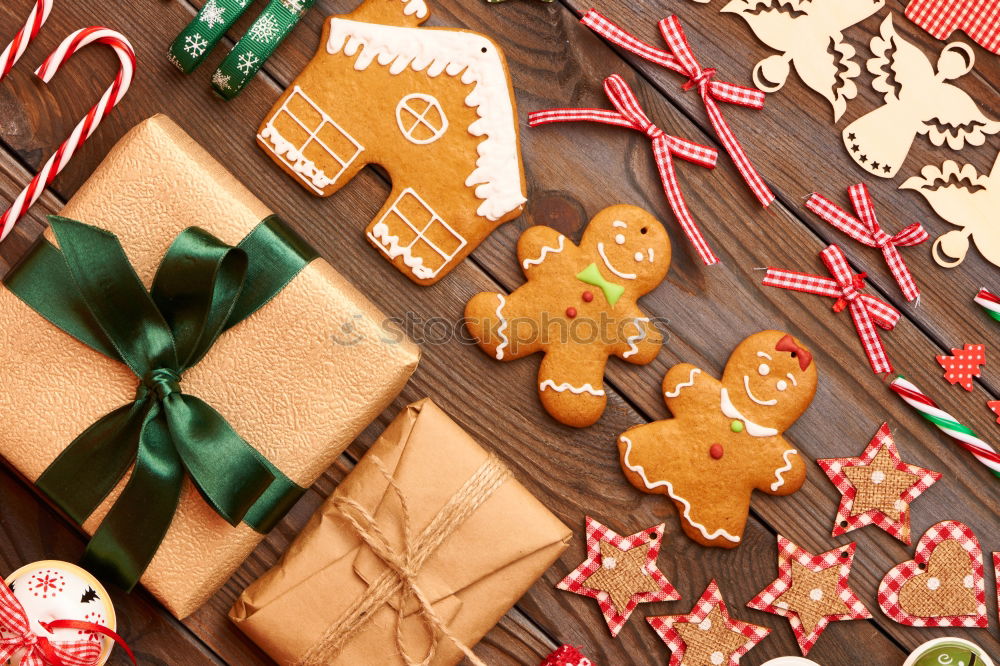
[818,423,941,544]
[557,516,679,636]
[748,537,871,656]
[649,581,770,666]
[988,400,1000,424]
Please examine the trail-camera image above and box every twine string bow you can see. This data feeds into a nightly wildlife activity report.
[0,582,135,666]
[528,74,719,265]
[763,245,900,374]
[297,455,512,666]
[806,184,928,301]
[581,10,774,206]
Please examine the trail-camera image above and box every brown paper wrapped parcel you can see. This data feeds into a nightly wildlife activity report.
[230,398,572,665]
[0,115,419,618]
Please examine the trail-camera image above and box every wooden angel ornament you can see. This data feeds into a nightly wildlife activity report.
[901,153,1000,269]
[844,16,1000,179]
[721,0,884,121]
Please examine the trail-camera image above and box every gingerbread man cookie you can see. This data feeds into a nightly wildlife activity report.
[465,205,670,427]
[618,331,817,547]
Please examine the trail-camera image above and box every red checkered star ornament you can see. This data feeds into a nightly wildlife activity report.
[747,537,871,656]
[818,423,941,544]
[937,344,985,391]
[557,516,679,636]
[648,580,770,665]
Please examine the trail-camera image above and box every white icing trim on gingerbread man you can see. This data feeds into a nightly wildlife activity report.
[720,388,779,437]
[521,235,566,270]
[743,374,778,406]
[400,0,428,19]
[664,368,700,398]
[539,380,606,396]
[770,448,799,491]
[597,241,637,279]
[326,18,526,221]
[494,293,509,360]
[621,435,741,543]
[623,317,650,359]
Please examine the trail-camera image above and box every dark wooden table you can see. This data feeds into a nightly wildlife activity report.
[1,0,998,663]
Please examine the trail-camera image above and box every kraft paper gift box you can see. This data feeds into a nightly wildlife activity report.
[230,398,572,666]
[0,115,419,618]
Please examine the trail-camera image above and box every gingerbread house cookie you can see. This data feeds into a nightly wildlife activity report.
[258,0,527,285]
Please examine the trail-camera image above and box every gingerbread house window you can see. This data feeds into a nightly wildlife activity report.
[395,94,448,145]
[369,188,467,279]
[267,86,364,194]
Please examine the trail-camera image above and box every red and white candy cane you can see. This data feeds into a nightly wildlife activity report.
[529,74,719,265]
[0,27,135,243]
[890,376,1000,479]
[0,0,53,81]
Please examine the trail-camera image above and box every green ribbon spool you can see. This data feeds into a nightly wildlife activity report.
[3,215,318,590]
[167,0,315,100]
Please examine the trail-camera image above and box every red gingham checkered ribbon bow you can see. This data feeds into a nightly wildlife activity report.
[763,245,900,374]
[807,184,928,302]
[581,10,774,207]
[528,74,720,264]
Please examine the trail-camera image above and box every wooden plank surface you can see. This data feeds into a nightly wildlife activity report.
[0,0,997,664]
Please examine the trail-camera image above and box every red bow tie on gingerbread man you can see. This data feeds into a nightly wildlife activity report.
[529,74,719,264]
[0,582,134,666]
[763,245,900,374]
[806,183,928,302]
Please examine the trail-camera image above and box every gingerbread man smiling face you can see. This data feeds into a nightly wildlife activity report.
[618,330,817,547]
[465,205,671,427]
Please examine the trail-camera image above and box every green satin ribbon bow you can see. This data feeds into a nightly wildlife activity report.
[3,215,318,590]
[576,263,625,306]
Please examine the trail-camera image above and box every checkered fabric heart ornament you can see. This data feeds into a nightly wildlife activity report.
[556,517,680,637]
[937,344,986,391]
[747,537,871,656]
[818,423,941,544]
[648,580,770,665]
[878,520,988,627]
[994,553,1000,627]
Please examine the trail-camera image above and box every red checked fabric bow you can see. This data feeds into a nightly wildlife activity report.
[581,10,774,207]
[806,184,928,302]
[529,74,719,264]
[0,582,135,666]
[763,245,900,374]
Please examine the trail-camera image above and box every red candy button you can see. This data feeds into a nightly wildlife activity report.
[582,291,594,302]
[566,307,577,318]
[709,443,724,459]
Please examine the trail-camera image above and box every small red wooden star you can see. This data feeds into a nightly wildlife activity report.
[557,516,679,636]
[937,344,985,391]
[988,400,1000,424]
[648,580,770,665]
[817,423,941,544]
[747,537,871,656]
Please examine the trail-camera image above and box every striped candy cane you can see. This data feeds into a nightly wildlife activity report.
[974,288,1000,324]
[0,0,53,80]
[890,376,1000,479]
[0,27,135,243]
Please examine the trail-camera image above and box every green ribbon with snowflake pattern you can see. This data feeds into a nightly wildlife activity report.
[168,0,316,100]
